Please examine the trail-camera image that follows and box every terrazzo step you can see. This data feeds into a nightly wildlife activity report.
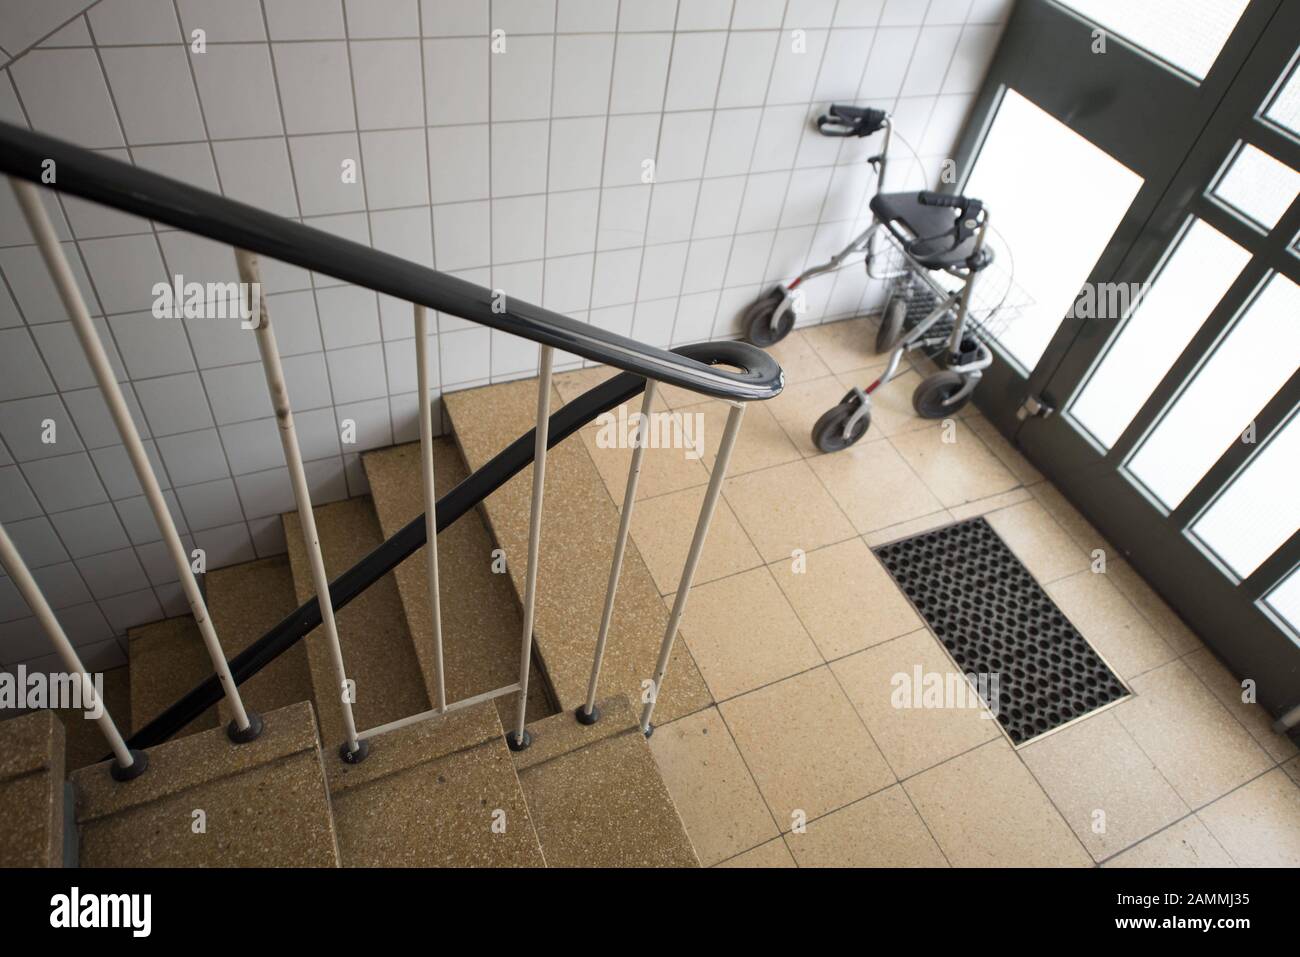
[207,555,314,730]
[362,438,554,727]
[444,377,711,725]
[511,695,699,868]
[70,700,339,867]
[282,497,431,750]
[54,665,130,773]
[321,698,545,867]
[127,616,219,741]
[0,710,66,867]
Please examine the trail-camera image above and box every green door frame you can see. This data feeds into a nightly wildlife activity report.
[948,0,1300,724]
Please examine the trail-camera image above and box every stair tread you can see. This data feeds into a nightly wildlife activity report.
[283,496,431,747]
[207,554,314,726]
[444,378,711,725]
[513,698,699,868]
[71,700,339,867]
[0,710,65,867]
[127,616,219,739]
[54,664,130,773]
[323,700,545,867]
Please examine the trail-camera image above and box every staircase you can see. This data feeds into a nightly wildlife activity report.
[9,403,702,868]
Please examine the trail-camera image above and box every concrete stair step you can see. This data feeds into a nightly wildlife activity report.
[207,555,314,729]
[127,616,219,741]
[54,664,130,774]
[0,710,66,866]
[70,700,339,867]
[362,438,554,727]
[283,496,432,749]
[511,695,699,867]
[444,378,711,725]
[323,699,545,867]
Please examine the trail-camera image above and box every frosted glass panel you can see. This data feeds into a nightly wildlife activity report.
[1070,220,1250,449]
[1264,61,1300,136]
[1265,565,1300,635]
[1211,144,1300,230]
[1192,414,1300,578]
[1129,275,1300,507]
[1059,0,1248,80]
[965,89,1143,371]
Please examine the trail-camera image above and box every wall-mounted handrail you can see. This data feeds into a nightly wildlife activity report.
[0,121,782,404]
[121,346,755,751]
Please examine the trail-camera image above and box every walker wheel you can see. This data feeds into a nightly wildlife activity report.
[875,294,907,354]
[913,370,970,419]
[743,287,793,347]
[812,401,870,453]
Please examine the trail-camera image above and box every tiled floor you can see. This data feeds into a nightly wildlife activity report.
[566,316,1300,868]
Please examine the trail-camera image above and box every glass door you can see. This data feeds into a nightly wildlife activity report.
[954,0,1300,716]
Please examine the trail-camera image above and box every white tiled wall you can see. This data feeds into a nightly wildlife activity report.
[0,0,1010,671]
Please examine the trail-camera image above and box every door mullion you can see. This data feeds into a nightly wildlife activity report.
[1244,527,1300,603]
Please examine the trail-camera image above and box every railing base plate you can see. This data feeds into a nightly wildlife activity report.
[339,739,370,764]
[574,704,601,726]
[109,749,149,782]
[226,711,264,744]
[505,729,532,752]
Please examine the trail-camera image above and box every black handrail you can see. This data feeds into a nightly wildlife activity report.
[0,121,783,403]
[124,345,753,750]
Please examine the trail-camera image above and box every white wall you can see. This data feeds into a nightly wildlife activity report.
[0,0,1009,671]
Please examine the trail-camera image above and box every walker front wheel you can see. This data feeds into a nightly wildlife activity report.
[812,401,870,453]
[912,371,970,418]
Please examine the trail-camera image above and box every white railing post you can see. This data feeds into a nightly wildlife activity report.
[11,178,260,744]
[414,304,447,713]
[507,345,554,750]
[0,521,145,780]
[578,380,658,724]
[640,402,746,736]
[234,249,364,762]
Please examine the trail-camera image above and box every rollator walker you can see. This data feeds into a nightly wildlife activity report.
[740,104,1009,453]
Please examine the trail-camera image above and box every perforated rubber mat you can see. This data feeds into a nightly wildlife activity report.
[874,517,1128,745]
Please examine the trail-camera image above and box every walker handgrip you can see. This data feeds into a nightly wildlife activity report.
[817,104,888,137]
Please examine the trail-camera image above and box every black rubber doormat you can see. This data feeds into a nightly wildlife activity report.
[873,517,1128,745]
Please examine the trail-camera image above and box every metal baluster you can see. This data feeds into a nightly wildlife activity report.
[640,402,746,735]
[414,304,447,713]
[234,249,364,762]
[577,380,658,724]
[0,522,145,780]
[507,345,554,751]
[12,178,260,743]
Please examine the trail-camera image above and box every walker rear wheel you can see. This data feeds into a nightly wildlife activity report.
[912,370,970,418]
[743,287,793,347]
[812,401,870,453]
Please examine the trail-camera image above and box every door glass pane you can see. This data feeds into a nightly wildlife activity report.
[1210,143,1300,230]
[1057,0,1248,80]
[1191,413,1300,578]
[965,89,1143,371]
[1129,274,1300,507]
[1264,59,1300,136]
[1070,220,1250,448]
[1264,565,1300,636]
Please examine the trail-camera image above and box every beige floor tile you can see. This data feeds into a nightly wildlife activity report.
[786,785,948,867]
[964,412,1044,485]
[809,439,944,534]
[554,365,669,410]
[1102,816,1235,868]
[802,316,888,374]
[1197,769,1300,867]
[770,538,922,659]
[947,486,1032,521]
[862,509,955,547]
[579,411,710,505]
[720,667,895,830]
[986,499,1091,584]
[1027,481,1112,556]
[629,485,763,594]
[1183,648,1298,764]
[1105,560,1203,656]
[716,837,796,868]
[723,459,856,563]
[831,629,1000,778]
[1045,571,1175,680]
[649,707,779,866]
[658,380,716,410]
[766,329,832,381]
[1020,712,1188,862]
[697,399,801,476]
[673,567,822,701]
[854,369,934,438]
[1115,660,1273,809]
[1283,756,1300,786]
[768,376,878,459]
[903,738,1092,867]
[889,420,1020,508]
